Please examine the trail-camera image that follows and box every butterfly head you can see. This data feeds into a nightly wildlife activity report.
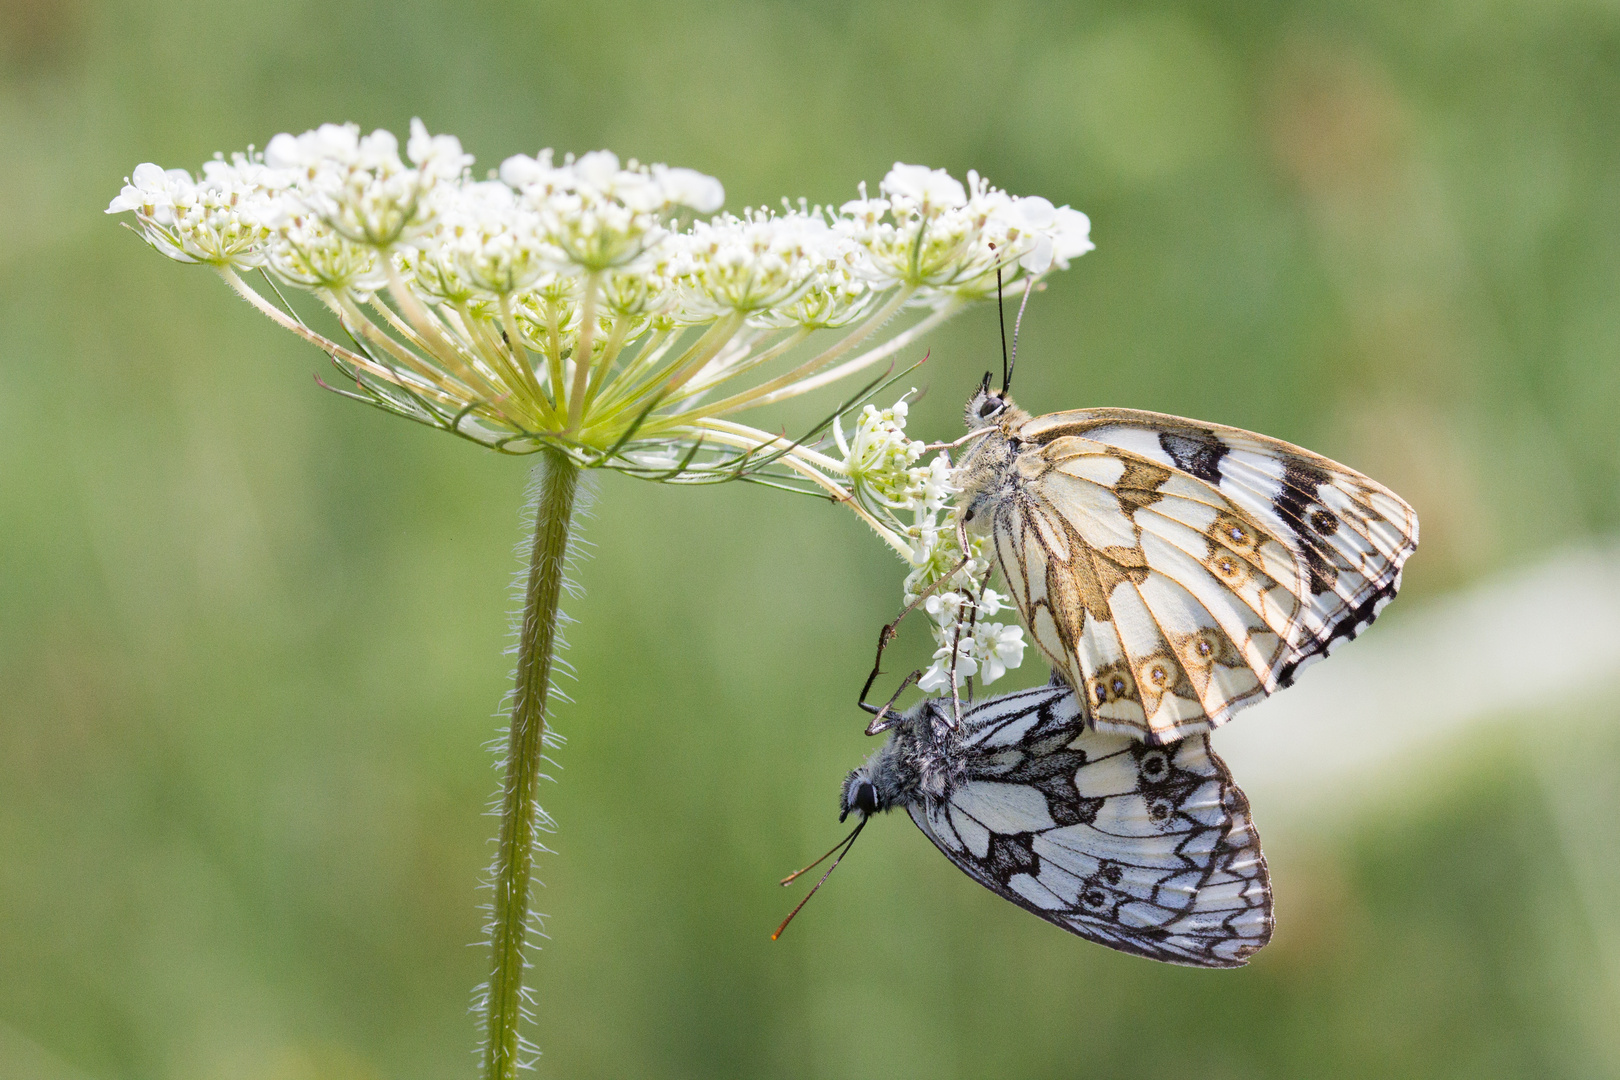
[839,771,881,822]
[965,376,1014,431]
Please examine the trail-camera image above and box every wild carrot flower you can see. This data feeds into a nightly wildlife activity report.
[108,119,1088,1079]
[108,122,1089,546]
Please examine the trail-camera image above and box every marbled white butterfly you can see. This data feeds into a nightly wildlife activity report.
[955,383,1419,745]
[782,678,1272,967]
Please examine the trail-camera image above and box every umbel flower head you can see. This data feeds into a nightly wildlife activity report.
[108,119,1090,560]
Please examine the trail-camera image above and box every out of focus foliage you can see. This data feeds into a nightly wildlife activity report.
[2,0,1618,1077]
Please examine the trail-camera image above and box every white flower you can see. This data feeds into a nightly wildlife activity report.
[914,604,1027,692]
[745,208,874,329]
[918,644,976,693]
[265,207,384,294]
[108,162,187,218]
[653,165,726,213]
[833,166,1094,296]
[1050,206,1094,265]
[913,604,1026,694]
[913,455,956,514]
[973,622,1027,685]
[406,117,475,183]
[922,590,965,624]
[881,163,968,215]
[267,120,463,248]
[768,261,874,329]
[106,157,279,269]
[501,149,723,274]
[443,181,551,295]
[835,167,1003,291]
[849,416,1024,700]
[671,208,828,320]
[994,199,1094,273]
[600,261,676,323]
[834,395,928,510]
[916,662,948,694]
[107,124,1082,514]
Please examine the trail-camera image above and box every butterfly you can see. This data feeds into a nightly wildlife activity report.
[796,678,1272,967]
[954,379,1419,745]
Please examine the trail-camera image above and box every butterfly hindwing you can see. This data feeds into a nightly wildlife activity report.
[983,407,1417,743]
[906,684,1273,968]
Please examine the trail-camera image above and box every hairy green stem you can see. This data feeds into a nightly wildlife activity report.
[484,447,580,1079]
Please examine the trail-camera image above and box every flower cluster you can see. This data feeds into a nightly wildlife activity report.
[109,120,1089,571]
[834,395,1027,697]
[837,165,1093,294]
[910,538,1027,693]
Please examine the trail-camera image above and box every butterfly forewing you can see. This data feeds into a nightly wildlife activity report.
[981,406,1417,743]
[907,685,1273,968]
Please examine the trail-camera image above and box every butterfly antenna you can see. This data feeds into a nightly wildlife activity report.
[996,263,1010,393]
[1006,276,1035,393]
[771,819,867,940]
[778,825,858,886]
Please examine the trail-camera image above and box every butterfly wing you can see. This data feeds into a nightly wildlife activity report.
[906,684,1273,968]
[991,407,1418,743]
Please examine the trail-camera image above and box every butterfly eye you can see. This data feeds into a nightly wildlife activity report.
[977,395,1003,419]
[851,779,879,817]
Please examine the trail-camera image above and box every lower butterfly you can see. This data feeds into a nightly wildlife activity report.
[775,678,1272,967]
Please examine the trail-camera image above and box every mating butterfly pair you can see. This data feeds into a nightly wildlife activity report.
[788,382,1417,968]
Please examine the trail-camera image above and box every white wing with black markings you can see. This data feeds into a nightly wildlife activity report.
[908,683,1273,967]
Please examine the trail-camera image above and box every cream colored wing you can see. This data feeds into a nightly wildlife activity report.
[991,408,1418,743]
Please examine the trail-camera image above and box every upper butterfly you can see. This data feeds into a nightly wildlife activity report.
[955,381,1419,745]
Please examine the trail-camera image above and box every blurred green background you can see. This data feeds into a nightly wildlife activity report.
[5,0,1620,1077]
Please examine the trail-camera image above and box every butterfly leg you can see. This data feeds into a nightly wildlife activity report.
[858,554,969,707]
[939,516,986,729]
[861,669,920,735]
[946,612,966,729]
[922,430,991,453]
[858,629,916,714]
[960,580,981,705]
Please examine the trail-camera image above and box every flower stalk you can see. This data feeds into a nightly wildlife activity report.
[483,448,579,1078]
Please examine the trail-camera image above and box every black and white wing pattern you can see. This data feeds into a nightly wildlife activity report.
[992,406,1418,743]
[908,684,1273,967]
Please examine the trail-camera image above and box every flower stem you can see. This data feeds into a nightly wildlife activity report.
[484,447,580,1079]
